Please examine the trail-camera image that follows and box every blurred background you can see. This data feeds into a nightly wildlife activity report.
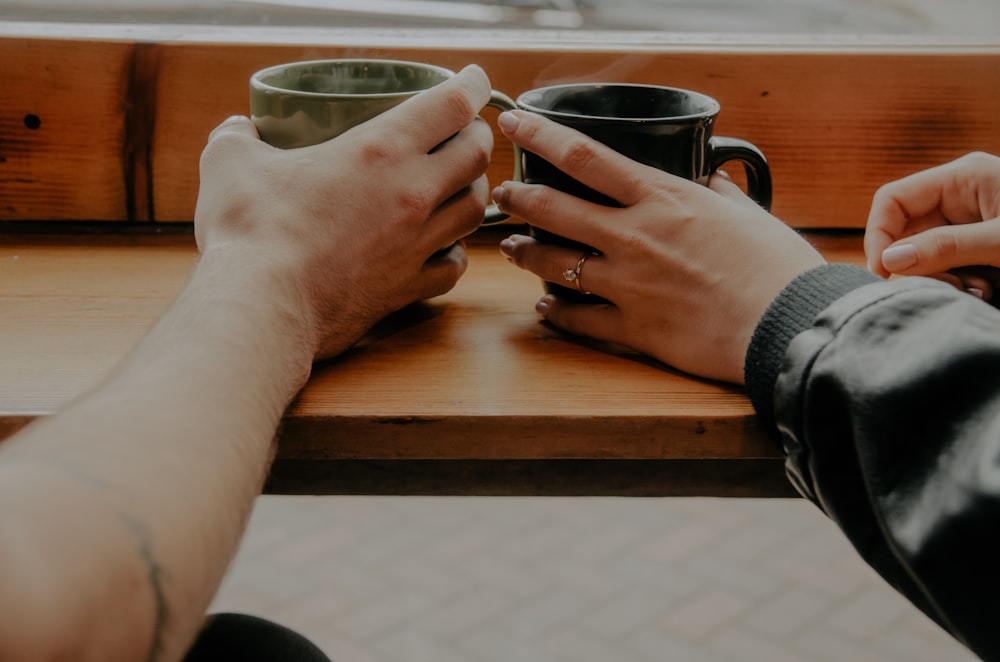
[1,0,998,34]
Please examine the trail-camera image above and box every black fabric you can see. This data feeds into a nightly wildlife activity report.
[744,263,879,431]
[746,271,1000,661]
[182,613,332,662]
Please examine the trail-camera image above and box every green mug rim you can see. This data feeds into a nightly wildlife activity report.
[250,58,457,99]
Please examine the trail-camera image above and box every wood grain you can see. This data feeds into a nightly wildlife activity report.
[151,44,1000,228]
[0,37,134,221]
[0,231,865,494]
[1,25,998,228]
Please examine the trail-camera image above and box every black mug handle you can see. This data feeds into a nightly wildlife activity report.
[709,136,773,211]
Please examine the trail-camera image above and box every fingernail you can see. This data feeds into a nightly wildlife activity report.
[535,298,550,316]
[881,244,918,271]
[491,185,505,204]
[497,111,520,134]
[968,287,985,299]
[716,169,732,181]
[499,236,515,259]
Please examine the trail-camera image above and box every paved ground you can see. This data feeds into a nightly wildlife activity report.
[210,496,980,661]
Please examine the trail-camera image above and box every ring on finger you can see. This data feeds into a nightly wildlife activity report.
[562,251,598,295]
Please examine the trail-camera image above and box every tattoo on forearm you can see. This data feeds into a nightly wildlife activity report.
[1,455,177,660]
[122,514,170,662]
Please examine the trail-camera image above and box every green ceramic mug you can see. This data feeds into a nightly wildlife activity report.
[249,58,519,225]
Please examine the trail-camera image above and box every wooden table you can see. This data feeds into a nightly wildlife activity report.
[0,228,866,497]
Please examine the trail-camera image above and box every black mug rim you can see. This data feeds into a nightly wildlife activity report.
[516,83,721,123]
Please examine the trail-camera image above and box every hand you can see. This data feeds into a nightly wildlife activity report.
[865,152,1000,300]
[492,111,825,384]
[194,65,494,360]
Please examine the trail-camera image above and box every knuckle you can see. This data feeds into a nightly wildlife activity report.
[457,185,489,230]
[505,237,531,268]
[870,181,897,206]
[621,228,652,253]
[471,131,492,174]
[929,231,961,263]
[546,251,573,281]
[515,113,540,140]
[520,185,557,221]
[441,87,477,126]
[960,151,996,168]
[479,119,495,156]
[395,185,436,219]
[559,136,598,172]
[358,137,398,168]
[427,265,465,300]
[199,131,247,172]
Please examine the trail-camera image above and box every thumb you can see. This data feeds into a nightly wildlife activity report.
[708,170,759,209]
[200,116,264,177]
[881,217,1000,275]
[207,115,261,144]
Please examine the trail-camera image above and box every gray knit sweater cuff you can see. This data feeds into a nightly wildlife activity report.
[744,264,880,431]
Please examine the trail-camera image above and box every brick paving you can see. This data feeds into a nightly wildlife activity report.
[210,496,980,661]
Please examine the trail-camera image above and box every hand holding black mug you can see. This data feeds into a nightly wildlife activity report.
[492,95,822,384]
[499,83,772,302]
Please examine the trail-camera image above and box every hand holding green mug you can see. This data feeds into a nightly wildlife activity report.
[249,58,520,225]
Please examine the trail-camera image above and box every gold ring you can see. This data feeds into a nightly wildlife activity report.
[562,252,595,295]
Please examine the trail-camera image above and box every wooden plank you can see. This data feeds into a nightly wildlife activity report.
[0,234,197,415]
[0,37,135,221]
[0,233,797,497]
[0,231,765,456]
[150,42,1000,228]
[1,26,998,228]
[0,231,865,497]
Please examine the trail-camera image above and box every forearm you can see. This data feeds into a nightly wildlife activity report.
[748,269,1000,660]
[0,248,315,662]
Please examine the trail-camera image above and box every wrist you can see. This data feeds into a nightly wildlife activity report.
[193,244,320,389]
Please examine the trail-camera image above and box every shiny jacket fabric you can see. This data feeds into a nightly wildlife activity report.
[745,264,1000,662]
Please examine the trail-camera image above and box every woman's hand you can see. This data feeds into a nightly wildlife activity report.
[865,151,1000,300]
[492,110,825,384]
[194,65,495,360]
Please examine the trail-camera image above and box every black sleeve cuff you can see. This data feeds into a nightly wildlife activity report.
[744,264,880,431]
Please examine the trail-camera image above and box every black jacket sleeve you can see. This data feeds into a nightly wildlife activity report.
[745,264,1000,662]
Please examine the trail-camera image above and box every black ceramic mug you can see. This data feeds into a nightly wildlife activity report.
[513,82,772,302]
